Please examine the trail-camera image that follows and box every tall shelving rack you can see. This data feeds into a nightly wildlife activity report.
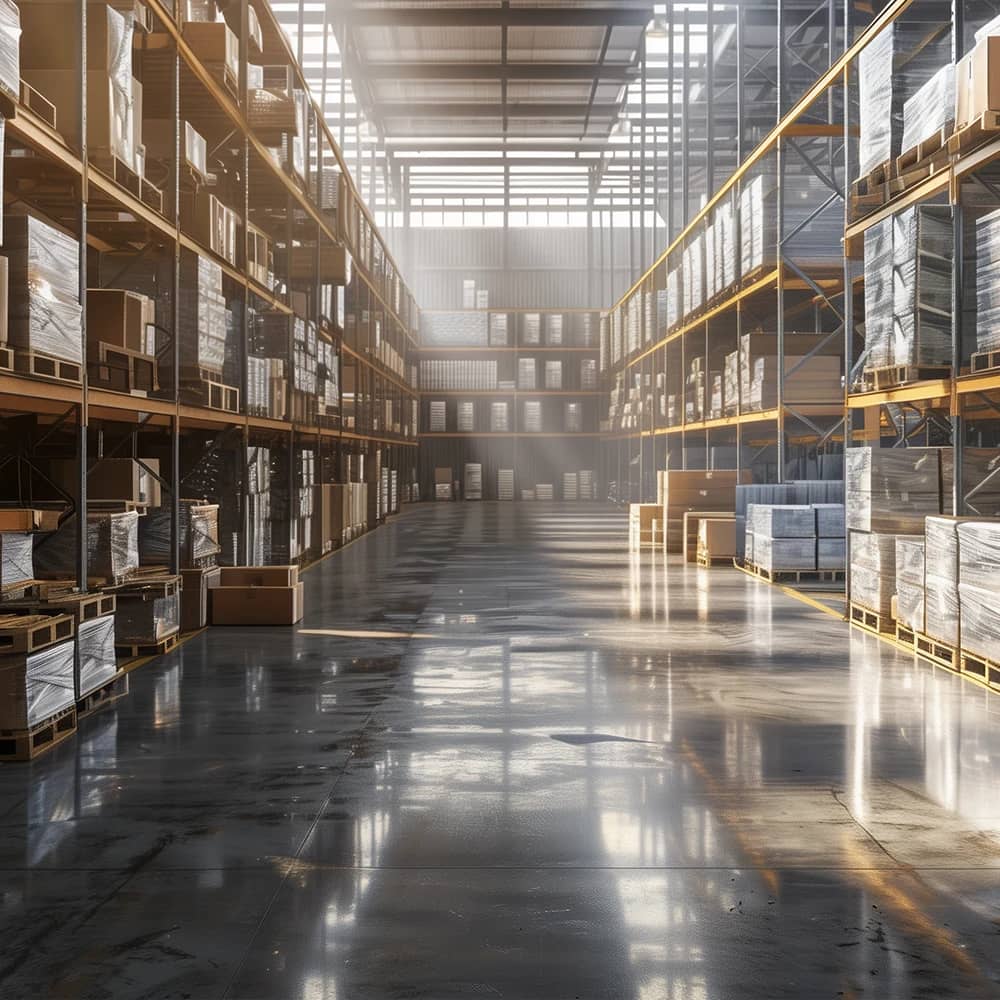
[0,0,420,585]
[417,307,602,500]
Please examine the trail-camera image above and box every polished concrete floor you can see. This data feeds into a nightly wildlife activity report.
[2,503,1000,999]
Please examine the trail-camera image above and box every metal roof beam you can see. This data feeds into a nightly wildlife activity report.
[380,102,621,118]
[344,6,653,28]
[363,62,639,82]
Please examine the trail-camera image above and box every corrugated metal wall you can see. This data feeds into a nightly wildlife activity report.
[388,227,660,311]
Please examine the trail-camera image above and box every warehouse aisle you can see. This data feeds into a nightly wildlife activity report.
[2,503,1000,999]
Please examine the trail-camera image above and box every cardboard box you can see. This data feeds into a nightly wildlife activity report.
[217,566,298,588]
[434,467,453,485]
[628,503,666,550]
[956,35,1000,130]
[0,509,43,532]
[182,21,239,79]
[288,243,352,285]
[180,566,220,631]
[210,581,304,626]
[50,458,161,507]
[697,518,737,560]
[87,288,155,355]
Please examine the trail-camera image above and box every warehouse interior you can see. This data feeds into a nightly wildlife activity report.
[4,0,1000,997]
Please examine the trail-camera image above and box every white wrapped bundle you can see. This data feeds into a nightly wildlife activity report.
[957,520,1000,660]
[814,504,846,538]
[849,530,897,616]
[924,516,964,646]
[77,614,117,699]
[846,447,944,533]
[754,536,816,572]
[901,62,955,154]
[752,505,816,539]
[818,537,846,570]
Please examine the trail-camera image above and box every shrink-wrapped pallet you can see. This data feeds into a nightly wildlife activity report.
[751,505,815,539]
[814,504,846,537]
[115,591,180,644]
[894,536,926,632]
[0,0,19,97]
[178,253,226,374]
[818,537,846,570]
[846,447,944,533]
[923,516,966,646]
[849,530,897,616]
[891,206,952,369]
[864,218,894,370]
[957,519,1000,660]
[34,512,139,583]
[753,536,816,572]
[0,639,75,731]
[0,532,34,589]
[77,613,116,699]
[4,211,83,364]
[901,62,955,154]
[666,269,680,330]
[975,207,1000,353]
[139,501,219,567]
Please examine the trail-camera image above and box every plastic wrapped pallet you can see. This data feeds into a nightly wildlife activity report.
[957,520,1000,660]
[817,537,846,570]
[752,505,816,538]
[178,253,226,374]
[115,591,180,644]
[849,530,898,616]
[924,516,969,646]
[4,211,84,364]
[0,0,19,97]
[814,504,845,537]
[892,206,953,368]
[895,536,926,632]
[0,533,34,588]
[666,269,680,329]
[864,218,894,370]
[975,207,1000,353]
[754,536,816,572]
[740,174,774,276]
[901,62,955,154]
[859,26,896,176]
[76,613,116,699]
[0,639,75,731]
[846,447,944,533]
[139,501,219,567]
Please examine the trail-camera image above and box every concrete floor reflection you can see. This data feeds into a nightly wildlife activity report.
[1,503,1000,998]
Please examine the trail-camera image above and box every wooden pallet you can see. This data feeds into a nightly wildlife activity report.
[0,578,44,597]
[88,342,158,395]
[947,110,1000,157]
[108,572,181,598]
[970,348,1000,375]
[895,127,949,176]
[696,553,732,568]
[77,670,129,719]
[751,564,845,584]
[960,651,1000,689]
[88,499,150,517]
[849,601,894,635]
[0,613,74,655]
[863,364,951,391]
[914,632,959,670]
[887,149,951,196]
[19,79,57,129]
[895,622,918,649]
[92,154,165,214]
[11,350,82,385]
[116,631,179,660]
[3,590,116,624]
[181,378,240,414]
[0,705,77,762]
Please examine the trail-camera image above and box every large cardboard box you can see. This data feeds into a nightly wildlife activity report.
[0,509,43,532]
[288,243,352,284]
[434,467,453,485]
[180,566,220,631]
[210,581,304,626]
[50,457,161,507]
[628,503,666,550]
[181,21,239,79]
[697,518,737,561]
[218,566,298,588]
[956,35,1000,130]
[87,288,156,355]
